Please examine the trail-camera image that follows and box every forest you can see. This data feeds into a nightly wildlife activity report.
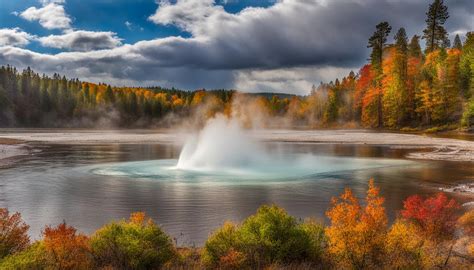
[0,180,473,269]
[0,0,473,130]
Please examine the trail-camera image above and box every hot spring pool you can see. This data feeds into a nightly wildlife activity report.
[89,155,414,185]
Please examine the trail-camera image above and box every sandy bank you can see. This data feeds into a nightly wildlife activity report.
[0,129,473,161]
[0,144,29,167]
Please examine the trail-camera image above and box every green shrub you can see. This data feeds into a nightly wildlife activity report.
[299,219,326,262]
[90,212,176,270]
[203,205,326,269]
[203,222,242,268]
[0,242,47,270]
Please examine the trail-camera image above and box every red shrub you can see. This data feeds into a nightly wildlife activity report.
[0,208,30,258]
[401,193,459,240]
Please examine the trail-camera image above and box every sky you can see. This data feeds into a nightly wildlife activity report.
[0,0,472,95]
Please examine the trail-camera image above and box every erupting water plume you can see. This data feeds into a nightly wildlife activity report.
[90,115,414,183]
[176,115,269,171]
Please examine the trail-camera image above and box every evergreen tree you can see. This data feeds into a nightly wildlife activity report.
[368,21,392,127]
[395,28,408,54]
[104,85,115,104]
[422,0,449,53]
[453,34,462,50]
[408,35,423,58]
[368,22,392,74]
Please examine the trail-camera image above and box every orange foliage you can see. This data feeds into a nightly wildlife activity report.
[354,64,373,112]
[326,179,387,268]
[361,86,381,127]
[0,208,30,258]
[42,222,92,269]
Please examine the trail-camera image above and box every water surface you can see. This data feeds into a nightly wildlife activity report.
[0,142,472,246]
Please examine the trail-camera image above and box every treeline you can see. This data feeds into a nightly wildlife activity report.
[0,66,234,127]
[0,180,473,269]
[0,0,473,130]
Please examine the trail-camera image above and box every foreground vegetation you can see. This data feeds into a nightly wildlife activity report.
[0,179,473,269]
[0,0,473,130]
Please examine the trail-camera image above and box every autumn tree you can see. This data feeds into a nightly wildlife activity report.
[42,222,92,269]
[0,208,30,259]
[325,179,387,269]
[416,48,461,124]
[423,0,449,53]
[460,32,474,127]
[405,35,424,121]
[383,28,409,127]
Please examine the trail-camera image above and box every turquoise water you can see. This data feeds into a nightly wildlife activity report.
[89,155,414,185]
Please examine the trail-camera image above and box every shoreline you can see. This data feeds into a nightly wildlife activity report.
[0,129,473,161]
[0,143,30,167]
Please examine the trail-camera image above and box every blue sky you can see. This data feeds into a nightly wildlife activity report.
[0,0,275,53]
[0,0,472,94]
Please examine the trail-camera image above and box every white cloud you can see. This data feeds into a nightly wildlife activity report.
[2,0,473,94]
[0,28,35,47]
[38,30,122,51]
[234,67,355,95]
[39,0,65,4]
[125,21,132,30]
[20,2,71,30]
[149,0,229,36]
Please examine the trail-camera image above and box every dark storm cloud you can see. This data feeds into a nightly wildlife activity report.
[0,0,472,93]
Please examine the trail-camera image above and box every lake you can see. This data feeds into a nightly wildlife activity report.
[0,141,473,246]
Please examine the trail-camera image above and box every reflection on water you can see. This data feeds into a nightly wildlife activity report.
[0,142,472,246]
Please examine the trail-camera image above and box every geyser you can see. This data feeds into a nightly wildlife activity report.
[89,115,415,184]
[176,115,269,172]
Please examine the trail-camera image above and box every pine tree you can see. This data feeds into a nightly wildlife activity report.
[422,0,449,53]
[104,85,115,104]
[395,28,408,54]
[368,22,392,74]
[408,35,423,58]
[453,34,462,50]
[367,22,392,127]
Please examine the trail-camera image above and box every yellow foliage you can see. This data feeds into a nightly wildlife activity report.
[385,220,423,268]
[458,209,474,236]
[325,179,387,269]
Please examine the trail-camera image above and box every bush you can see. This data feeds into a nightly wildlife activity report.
[203,222,242,268]
[299,219,326,262]
[401,192,459,240]
[203,205,325,269]
[458,208,474,236]
[385,220,423,269]
[42,222,92,269]
[0,208,30,259]
[90,212,176,269]
[325,179,388,269]
[0,242,47,269]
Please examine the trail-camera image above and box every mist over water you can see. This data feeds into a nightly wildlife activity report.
[89,115,415,183]
[176,115,269,172]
